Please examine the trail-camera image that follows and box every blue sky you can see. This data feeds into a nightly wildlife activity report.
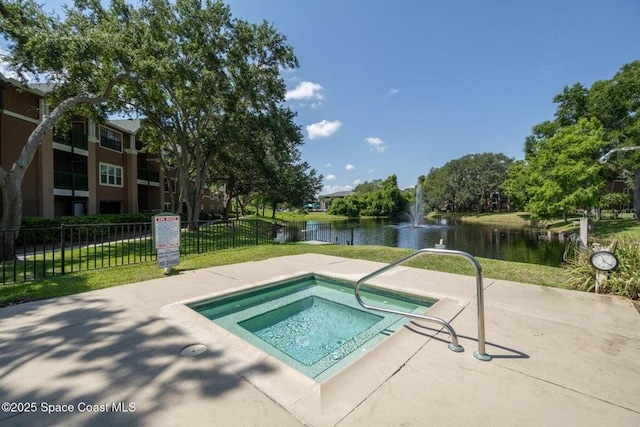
[34,1,640,193]
[226,0,640,193]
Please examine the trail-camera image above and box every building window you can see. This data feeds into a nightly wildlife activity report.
[100,201,121,214]
[99,163,123,187]
[164,177,177,192]
[100,126,123,152]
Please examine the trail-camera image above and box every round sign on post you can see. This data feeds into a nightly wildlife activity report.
[590,249,618,294]
[590,250,618,271]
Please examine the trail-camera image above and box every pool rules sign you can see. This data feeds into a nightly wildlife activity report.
[153,213,180,272]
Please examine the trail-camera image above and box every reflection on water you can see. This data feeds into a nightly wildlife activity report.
[334,218,565,267]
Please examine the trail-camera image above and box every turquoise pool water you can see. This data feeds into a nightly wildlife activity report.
[189,274,436,380]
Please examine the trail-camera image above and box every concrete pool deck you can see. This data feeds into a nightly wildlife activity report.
[0,253,639,426]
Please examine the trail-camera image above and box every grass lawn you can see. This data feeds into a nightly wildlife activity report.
[249,211,351,222]
[429,211,535,226]
[432,211,640,240]
[544,217,640,240]
[587,219,640,240]
[0,244,569,308]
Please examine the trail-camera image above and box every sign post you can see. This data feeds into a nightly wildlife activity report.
[153,213,181,274]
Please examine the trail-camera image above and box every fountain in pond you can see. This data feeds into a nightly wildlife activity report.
[407,183,426,227]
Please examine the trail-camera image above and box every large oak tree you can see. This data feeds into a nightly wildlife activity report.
[127,0,298,226]
[420,153,512,212]
[0,0,137,258]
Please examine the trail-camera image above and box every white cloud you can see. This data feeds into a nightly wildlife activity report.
[0,48,18,79]
[310,102,323,108]
[279,65,297,75]
[325,163,332,168]
[286,81,324,101]
[367,168,375,173]
[365,137,387,153]
[345,164,355,171]
[322,184,354,194]
[381,88,399,100]
[353,179,361,186]
[306,120,342,140]
[325,174,336,180]
[1,48,39,82]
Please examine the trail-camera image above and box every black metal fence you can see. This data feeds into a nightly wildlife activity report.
[275,221,354,245]
[0,219,353,285]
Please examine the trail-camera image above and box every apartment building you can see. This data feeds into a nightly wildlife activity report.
[0,74,164,218]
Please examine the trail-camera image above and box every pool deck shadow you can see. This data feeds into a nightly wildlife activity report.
[0,253,638,426]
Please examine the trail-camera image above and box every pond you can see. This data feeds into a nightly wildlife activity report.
[329,218,568,267]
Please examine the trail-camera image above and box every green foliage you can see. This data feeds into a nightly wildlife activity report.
[515,61,640,219]
[502,160,530,210]
[523,118,607,219]
[565,238,640,299]
[327,195,363,217]
[599,193,632,210]
[421,153,513,212]
[21,213,155,229]
[0,0,140,257]
[553,83,590,127]
[354,179,383,194]
[327,175,407,217]
[124,0,300,223]
[381,174,408,216]
[259,160,323,213]
[0,0,136,110]
[421,167,450,210]
[17,213,156,245]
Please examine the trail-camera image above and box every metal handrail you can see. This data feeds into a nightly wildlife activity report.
[355,248,491,361]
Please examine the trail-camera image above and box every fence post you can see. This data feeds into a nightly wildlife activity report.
[196,222,201,254]
[233,220,237,248]
[350,227,354,245]
[1,230,5,285]
[60,224,66,275]
[254,220,259,246]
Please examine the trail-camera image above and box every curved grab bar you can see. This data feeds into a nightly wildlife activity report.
[355,248,491,361]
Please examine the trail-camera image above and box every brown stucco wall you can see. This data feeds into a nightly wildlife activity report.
[2,85,39,119]
[93,136,127,212]
[0,87,45,216]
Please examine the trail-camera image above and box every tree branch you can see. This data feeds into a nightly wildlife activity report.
[10,72,134,179]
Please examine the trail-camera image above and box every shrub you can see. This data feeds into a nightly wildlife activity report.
[565,237,640,299]
[17,213,156,246]
[21,213,155,229]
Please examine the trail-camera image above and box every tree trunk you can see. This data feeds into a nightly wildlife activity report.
[182,183,202,229]
[0,178,23,261]
[223,196,232,220]
[634,168,640,220]
[236,196,245,216]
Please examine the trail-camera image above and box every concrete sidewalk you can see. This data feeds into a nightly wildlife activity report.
[0,254,638,426]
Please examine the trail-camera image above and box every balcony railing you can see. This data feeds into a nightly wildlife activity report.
[54,171,89,191]
[138,168,160,183]
[53,130,88,151]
